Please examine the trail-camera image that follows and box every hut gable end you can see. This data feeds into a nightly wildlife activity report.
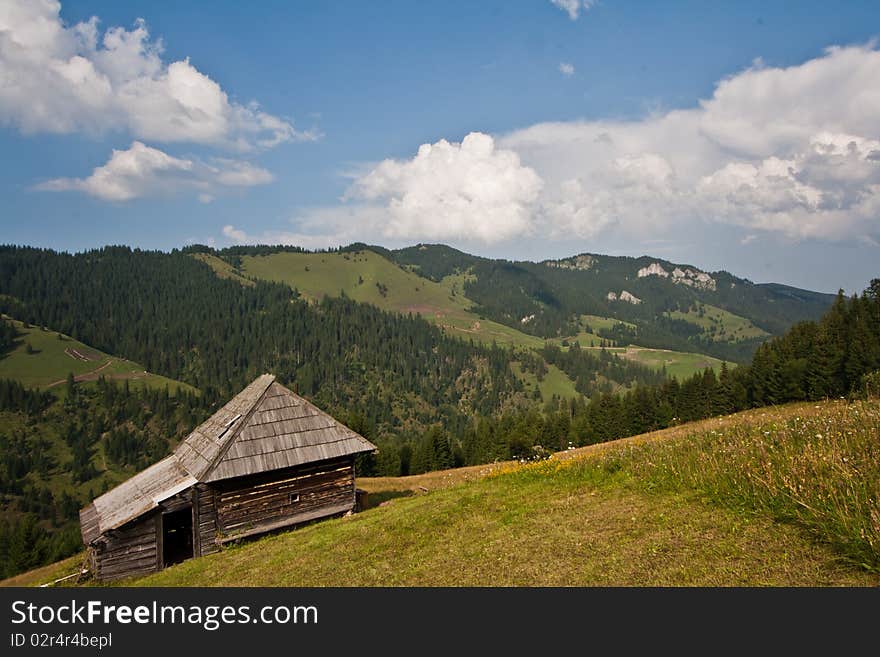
[204,382,376,482]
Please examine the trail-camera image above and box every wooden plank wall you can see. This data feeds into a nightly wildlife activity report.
[213,457,355,539]
[79,503,101,544]
[194,483,220,556]
[93,513,158,582]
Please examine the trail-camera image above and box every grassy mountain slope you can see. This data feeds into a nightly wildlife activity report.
[606,346,726,380]
[510,361,580,400]
[191,253,254,287]
[203,249,727,383]
[0,316,194,393]
[238,249,546,349]
[12,397,871,587]
[204,241,834,372]
[387,244,835,361]
[665,303,770,342]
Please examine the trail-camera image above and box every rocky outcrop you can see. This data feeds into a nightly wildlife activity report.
[671,267,716,290]
[544,254,596,271]
[637,262,669,278]
[608,290,641,304]
[637,261,716,291]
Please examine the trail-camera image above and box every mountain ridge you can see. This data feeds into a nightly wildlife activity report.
[201,241,835,363]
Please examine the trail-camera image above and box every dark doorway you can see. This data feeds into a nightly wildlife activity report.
[162,507,193,566]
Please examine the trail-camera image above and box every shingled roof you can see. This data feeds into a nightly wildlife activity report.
[80,374,376,543]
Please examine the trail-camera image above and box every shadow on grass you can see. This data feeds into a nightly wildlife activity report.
[362,489,415,510]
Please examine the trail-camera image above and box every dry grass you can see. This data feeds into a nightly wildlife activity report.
[506,399,880,572]
[133,469,873,587]
[0,554,84,588]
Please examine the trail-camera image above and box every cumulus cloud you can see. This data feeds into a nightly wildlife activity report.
[219,44,880,251]
[345,132,543,243]
[500,44,880,243]
[558,62,575,76]
[540,153,681,239]
[550,0,596,21]
[0,0,313,149]
[36,141,273,201]
[697,48,880,158]
[696,132,880,240]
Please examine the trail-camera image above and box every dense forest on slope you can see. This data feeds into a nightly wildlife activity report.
[0,245,525,431]
[0,376,208,578]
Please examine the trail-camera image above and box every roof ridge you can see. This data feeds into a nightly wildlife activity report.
[202,383,377,482]
[198,374,276,481]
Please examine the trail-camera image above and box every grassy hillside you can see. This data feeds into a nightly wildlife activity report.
[580,314,636,333]
[209,250,726,386]
[666,303,770,343]
[238,250,545,349]
[11,398,870,587]
[191,253,255,287]
[0,316,194,393]
[608,346,727,380]
[511,361,580,400]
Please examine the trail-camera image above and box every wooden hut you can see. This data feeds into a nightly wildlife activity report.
[79,374,377,581]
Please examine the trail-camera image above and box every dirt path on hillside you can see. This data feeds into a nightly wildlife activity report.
[46,359,114,388]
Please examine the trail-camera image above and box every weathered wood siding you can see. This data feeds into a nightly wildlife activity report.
[89,457,358,580]
[213,457,355,540]
[92,513,158,582]
[79,503,100,545]
[194,483,220,556]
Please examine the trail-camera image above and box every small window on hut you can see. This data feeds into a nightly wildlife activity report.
[289,493,300,504]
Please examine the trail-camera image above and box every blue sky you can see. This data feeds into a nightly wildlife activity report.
[1,1,879,293]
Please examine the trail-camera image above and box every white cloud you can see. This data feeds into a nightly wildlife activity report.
[696,132,880,240]
[222,225,248,242]
[559,62,575,76]
[219,44,880,251]
[550,0,596,21]
[36,141,274,201]
[697,47,880,159]
[345,132,543,243]
[500,44,880,243]
[0,0,313,149]
[540,153,681,239]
